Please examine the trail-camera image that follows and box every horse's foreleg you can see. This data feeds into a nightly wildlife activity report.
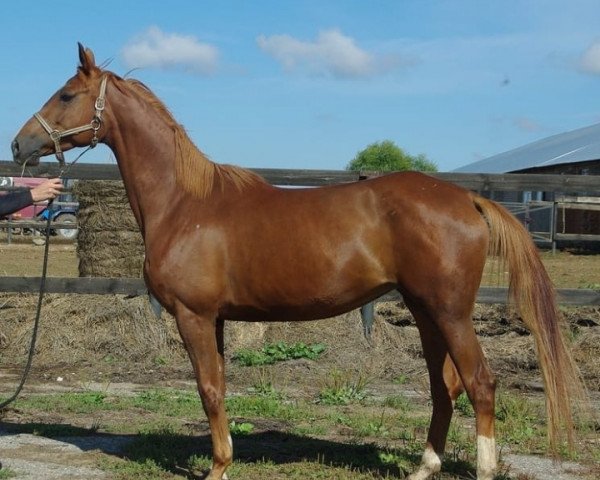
[175,306,231,480]
[406,304,463,480]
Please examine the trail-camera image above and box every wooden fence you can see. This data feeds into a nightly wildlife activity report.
[1,161,599,305]
[2,160,600,189]
[0,277,597,305]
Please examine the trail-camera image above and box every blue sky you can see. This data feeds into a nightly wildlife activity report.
[1,0,600,172]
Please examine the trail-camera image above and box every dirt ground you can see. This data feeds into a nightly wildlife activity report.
[0,241,79,277]
[0,241,599,479]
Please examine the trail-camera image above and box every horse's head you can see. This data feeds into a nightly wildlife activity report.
[12,43,108,167]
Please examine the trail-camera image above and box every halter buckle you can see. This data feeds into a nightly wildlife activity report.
[95,97,105,112]
[49,130,62,142]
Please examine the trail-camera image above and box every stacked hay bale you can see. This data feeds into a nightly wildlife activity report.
[74,180,144,277]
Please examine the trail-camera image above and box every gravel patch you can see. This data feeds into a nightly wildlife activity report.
[503,453,590,480]
[0,428,133,479]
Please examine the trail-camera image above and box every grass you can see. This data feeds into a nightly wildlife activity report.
[14,391,110,414]
[3,384,597,479]
[0,469,18,479]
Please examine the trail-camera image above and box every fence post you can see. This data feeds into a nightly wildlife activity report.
[551,202,557,254]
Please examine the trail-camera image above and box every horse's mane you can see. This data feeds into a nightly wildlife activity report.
[114,75,265,199]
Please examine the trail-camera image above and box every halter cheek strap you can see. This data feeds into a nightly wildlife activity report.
[34,75,108,166]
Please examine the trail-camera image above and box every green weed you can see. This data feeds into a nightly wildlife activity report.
[233,342,326,366]
[229,420,255,435]
[317,370,368,405]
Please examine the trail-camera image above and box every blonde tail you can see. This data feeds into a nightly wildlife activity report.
[472,194,586,452]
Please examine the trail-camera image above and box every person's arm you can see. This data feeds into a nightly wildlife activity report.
[0,190,34,217]
[0,178,63,218]
[30,178,63,202]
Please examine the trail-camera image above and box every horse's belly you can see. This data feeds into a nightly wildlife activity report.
[222,276,396,322]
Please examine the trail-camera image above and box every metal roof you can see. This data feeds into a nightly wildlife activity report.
[454,122,600,173]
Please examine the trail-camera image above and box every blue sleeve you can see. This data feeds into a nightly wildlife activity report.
[0,190,34,218]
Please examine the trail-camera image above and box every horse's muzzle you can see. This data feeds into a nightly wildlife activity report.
[11,136,41,166]
[11,139,22,160]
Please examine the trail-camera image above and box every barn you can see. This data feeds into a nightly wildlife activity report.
[455,122,600,247]
[455,121,600,175]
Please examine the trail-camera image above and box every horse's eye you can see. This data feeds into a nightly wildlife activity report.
[59,92,75,102]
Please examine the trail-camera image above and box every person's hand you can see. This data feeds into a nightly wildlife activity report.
[30,178,63,202]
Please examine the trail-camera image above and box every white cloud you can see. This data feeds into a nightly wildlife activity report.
[121,26,218,75]
[257,29,399,79]
[578,40,600,74]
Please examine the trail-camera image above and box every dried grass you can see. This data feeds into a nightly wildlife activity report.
[74,180,144,277]
[2,293,596,395]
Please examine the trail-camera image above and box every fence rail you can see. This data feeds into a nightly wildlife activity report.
[1,161,600,192]
[0,277,598,305]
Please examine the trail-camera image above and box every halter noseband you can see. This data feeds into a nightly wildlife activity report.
[33,75,108,166]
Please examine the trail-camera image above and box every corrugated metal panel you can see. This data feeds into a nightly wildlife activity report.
[455,122,600,173]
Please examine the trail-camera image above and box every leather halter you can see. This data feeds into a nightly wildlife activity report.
[33,75,108,165]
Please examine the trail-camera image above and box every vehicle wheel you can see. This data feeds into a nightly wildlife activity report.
[32,229,46,246]
[54,214,78,240]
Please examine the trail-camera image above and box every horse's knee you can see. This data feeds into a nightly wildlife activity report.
[199,383,224,413]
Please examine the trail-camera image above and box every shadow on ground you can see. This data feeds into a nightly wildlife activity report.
[0,419,478,479]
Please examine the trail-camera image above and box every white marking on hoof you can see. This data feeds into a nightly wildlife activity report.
[208,463,229,480]
[477,435,497,480]
[408,445,442,480]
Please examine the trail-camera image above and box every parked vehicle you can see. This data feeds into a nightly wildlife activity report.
[0,177,79,240]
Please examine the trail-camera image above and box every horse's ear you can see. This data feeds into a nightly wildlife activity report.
[77,42,96,74]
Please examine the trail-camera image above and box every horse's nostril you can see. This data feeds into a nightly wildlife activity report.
[11,139,19,157]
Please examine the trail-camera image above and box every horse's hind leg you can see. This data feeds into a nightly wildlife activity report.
[406,296,497,480]
[439,314,497,479]
[175,305,231,480]
[406,302,464,480]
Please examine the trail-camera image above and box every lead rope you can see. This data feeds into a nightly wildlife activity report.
[0,148,92,410]
[0,209,53,409]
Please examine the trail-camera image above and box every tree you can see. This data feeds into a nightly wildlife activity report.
[346,140,437,172]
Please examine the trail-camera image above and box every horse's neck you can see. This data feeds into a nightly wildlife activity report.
[103,92,180,234]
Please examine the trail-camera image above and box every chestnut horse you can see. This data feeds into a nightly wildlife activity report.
[12,44,584,480]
